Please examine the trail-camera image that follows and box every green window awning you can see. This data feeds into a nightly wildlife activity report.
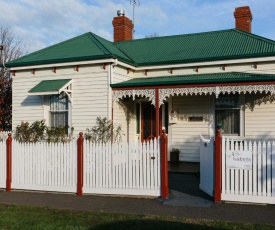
[28,79,72,95]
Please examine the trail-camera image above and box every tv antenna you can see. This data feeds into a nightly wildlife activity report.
[130,0,140,34]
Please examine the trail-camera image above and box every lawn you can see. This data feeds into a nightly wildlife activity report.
[0,204,274,230]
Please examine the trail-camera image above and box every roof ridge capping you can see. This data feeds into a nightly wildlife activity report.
[234,29,275,44]
[113,29,243,43]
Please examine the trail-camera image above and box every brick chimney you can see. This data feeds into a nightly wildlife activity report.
[234,6,253,33]
[112,10,134,42]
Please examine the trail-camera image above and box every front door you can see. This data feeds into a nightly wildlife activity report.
[141,102,162,142]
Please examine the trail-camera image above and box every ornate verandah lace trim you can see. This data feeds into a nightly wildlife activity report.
[113,84,275,107]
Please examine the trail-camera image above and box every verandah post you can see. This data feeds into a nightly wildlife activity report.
[160,129,169,199]
[155,88,160,138]
[6,133,12,191]
[77,132,84,196]
[214,128,222,202]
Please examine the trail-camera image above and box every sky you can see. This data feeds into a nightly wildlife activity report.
[1,0,275,53]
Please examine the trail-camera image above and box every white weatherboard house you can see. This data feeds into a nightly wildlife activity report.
[7,6,275,162]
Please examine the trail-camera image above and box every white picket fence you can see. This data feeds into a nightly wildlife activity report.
[222,138,275,204]
[83,139,161,196]
[0,141,6,188]
[0,131,9,141]
[12,140,77,193]
[0,138,161,197]
[199,135,214,197]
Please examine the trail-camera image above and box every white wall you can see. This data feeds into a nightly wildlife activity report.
[13,64,109,134]
[245,93,275,139]
[170,95,210,162]
[113,99,135,142]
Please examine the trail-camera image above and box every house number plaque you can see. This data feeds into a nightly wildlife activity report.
[188,116,203,122]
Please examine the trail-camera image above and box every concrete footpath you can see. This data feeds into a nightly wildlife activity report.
[0,173,275,226]
[0,189,275,226]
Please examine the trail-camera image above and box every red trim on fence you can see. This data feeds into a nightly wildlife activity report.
[214,128,222,202]
[160,130,169,199]
[6,133,12,191]
[77,132,84,196]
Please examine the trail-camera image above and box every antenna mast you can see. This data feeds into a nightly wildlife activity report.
[130,0,140,34]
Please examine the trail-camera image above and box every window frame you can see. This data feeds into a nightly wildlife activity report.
[47,92,71,133]
[214,93,244,137]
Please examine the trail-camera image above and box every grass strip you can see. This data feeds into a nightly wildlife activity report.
[0,204,274,230]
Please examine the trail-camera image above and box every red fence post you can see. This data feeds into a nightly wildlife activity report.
[6,133,12,191]
[160,130,169,199]
[77,132,84,196]
[214,128,222,202]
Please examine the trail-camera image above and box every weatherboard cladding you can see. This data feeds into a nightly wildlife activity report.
[6,29,275,68]
[111,72,275,88]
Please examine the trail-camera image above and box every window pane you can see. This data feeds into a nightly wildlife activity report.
[216,94,239,109]
[50,94,68,110]
[215,109,240,134]
[51,112,68,127]
[50,93,69,128]
[136,103,140,134]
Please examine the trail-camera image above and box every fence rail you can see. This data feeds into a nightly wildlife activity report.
[221,138,275,204]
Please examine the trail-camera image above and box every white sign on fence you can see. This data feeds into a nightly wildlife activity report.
[226,150,252,170]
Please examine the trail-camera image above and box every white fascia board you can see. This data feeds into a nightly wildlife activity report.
[118,56,275,71]
[58,79,73,94]
[28,91,58,96]
[12,55,275,72]
[10,59,117,71]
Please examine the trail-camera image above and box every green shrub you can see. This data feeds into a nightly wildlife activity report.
[85,117,123,143]
[14,120,74,143]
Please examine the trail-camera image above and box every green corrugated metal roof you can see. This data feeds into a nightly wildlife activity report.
[111,72,275,88]
[115,29,275,66]
[7,33,132,67]
[6,29,275,68]
[29,79,71,94]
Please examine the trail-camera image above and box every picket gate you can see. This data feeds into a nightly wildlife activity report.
[199,135,214,197]
[221,138,275,204]
[83,139,161,196]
